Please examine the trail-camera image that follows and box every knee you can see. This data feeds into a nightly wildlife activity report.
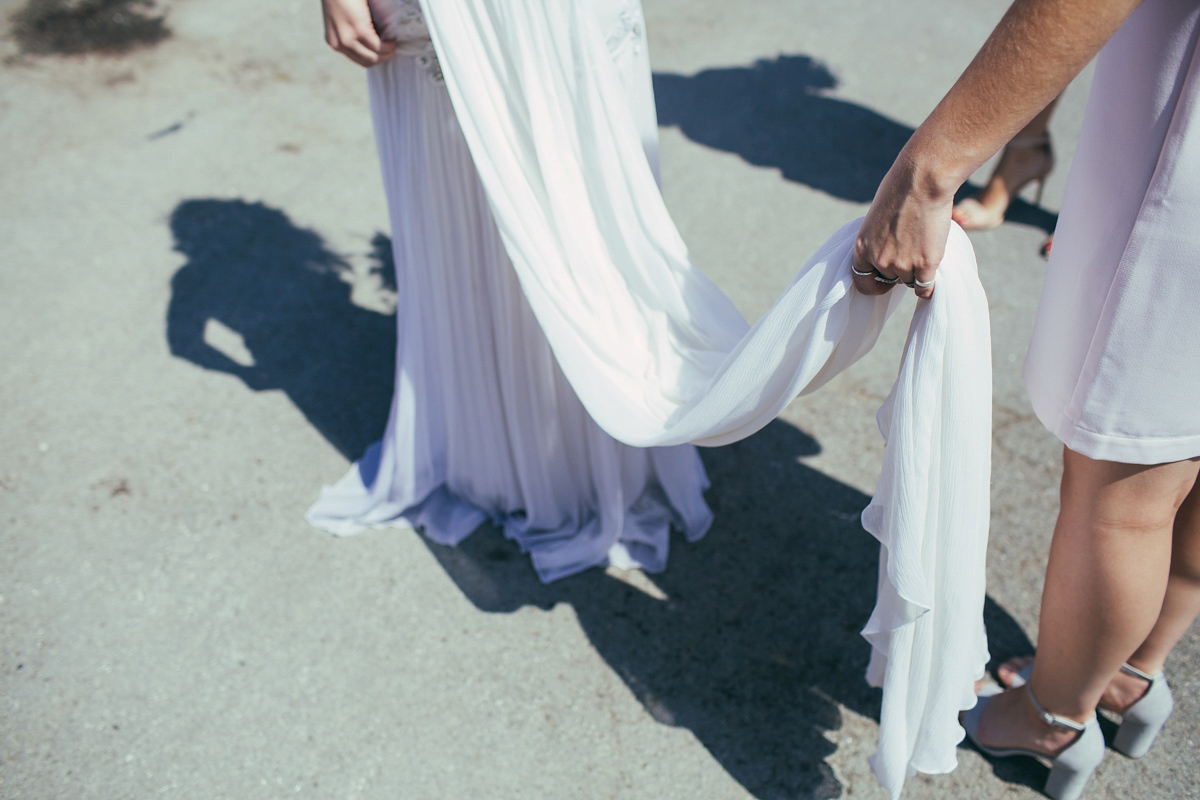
[1060,451,1196,537]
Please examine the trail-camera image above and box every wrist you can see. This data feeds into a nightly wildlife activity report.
[890,149,962,207]
[897,125,984,204]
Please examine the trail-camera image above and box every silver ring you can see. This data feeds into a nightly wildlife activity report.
[874,275,899,284]
[913,277,935,288]
[851,265,876,277]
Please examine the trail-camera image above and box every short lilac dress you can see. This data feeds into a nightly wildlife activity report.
[1025,0,1200,464]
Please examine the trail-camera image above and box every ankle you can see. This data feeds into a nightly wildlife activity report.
[1103,666,1155,714]
[994,138,1053,184]
[1023,684,1093,731]
[1124,656,1165,677]
[1008,690,1084,756]
[978,687,1084,756]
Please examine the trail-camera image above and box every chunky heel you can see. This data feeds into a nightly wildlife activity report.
[962,685,1104,800]
[1005,660,1175,759]
[1111,665,1174,758]
[1044,724,1105,800]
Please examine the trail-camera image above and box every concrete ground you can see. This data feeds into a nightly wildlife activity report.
[1,0,1197,798]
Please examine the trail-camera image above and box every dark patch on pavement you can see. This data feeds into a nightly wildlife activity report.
[148,110,194,140]
[10,0,170,57]
[91,477,132,497]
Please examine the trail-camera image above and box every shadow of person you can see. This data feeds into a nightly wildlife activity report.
[165,198,396,460]
[653,55,911,204]
[653,54,1058,234]
[424,419,1037,800]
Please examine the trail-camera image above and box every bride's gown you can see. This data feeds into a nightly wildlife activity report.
[308,0,994,796]
[306,0,714,583]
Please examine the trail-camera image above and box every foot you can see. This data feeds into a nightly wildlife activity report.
[951,135,1054,230]
[951,197,1004,231]
[998,656,1153,715]
[973,685,1084,758]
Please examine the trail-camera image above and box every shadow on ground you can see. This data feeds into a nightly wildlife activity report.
[166,199,396,460]
[653,54,1058,234]
[426,427,1039,799]
[164,198,1041,799]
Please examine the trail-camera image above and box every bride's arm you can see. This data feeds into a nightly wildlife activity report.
[321,0,396,67]
[852,0,1143,299]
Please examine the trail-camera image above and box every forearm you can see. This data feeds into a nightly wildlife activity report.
[905,0,1144,200]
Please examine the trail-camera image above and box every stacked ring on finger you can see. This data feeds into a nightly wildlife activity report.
[850,264,900,284]
[913,277,935,288]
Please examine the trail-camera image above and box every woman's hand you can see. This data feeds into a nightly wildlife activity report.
[322,0,396,67]
[851,152,956,300]
[850,0,1145,301]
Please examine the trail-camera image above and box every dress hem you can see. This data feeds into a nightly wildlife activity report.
[1030,390,1200,464]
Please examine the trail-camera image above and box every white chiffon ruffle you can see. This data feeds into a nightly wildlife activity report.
[310,0,994,796]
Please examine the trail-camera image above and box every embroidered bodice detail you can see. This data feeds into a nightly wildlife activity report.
[367,0,442,82]
[605,1,645,57]
[369,0,646,83]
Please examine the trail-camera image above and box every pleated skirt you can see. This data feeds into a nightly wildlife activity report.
[307,40,713,583]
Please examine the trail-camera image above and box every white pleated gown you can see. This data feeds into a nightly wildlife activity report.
[306,0,713,583]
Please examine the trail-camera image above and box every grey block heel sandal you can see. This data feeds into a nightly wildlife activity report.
[961,685,1104,800]
[1110,663,1174,759]
[1009,661,1174,759]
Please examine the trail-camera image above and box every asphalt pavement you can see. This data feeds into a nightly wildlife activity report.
[2,1,1197,798]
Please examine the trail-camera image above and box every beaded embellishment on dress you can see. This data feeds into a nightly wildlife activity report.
[367,0,442,82]
[605,0,645,56]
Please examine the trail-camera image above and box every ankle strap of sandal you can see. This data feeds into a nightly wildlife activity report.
[1119,663,1158,682]
[1026,684,1087,732]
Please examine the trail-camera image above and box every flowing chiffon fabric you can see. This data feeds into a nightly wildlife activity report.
[308,1,994,795]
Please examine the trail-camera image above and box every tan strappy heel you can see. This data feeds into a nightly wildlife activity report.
[952,133,1055,230]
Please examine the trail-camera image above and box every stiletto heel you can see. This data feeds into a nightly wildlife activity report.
[1009,134,1055,208]
[952,133,1054,230]
[962,685,1104,800]
[1110,664,1174,759]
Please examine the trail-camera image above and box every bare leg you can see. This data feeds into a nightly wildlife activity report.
[978,447,1200,755]
[1100,476,1200,706]
[952,96,1061,230]
[998,459,1200,710]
